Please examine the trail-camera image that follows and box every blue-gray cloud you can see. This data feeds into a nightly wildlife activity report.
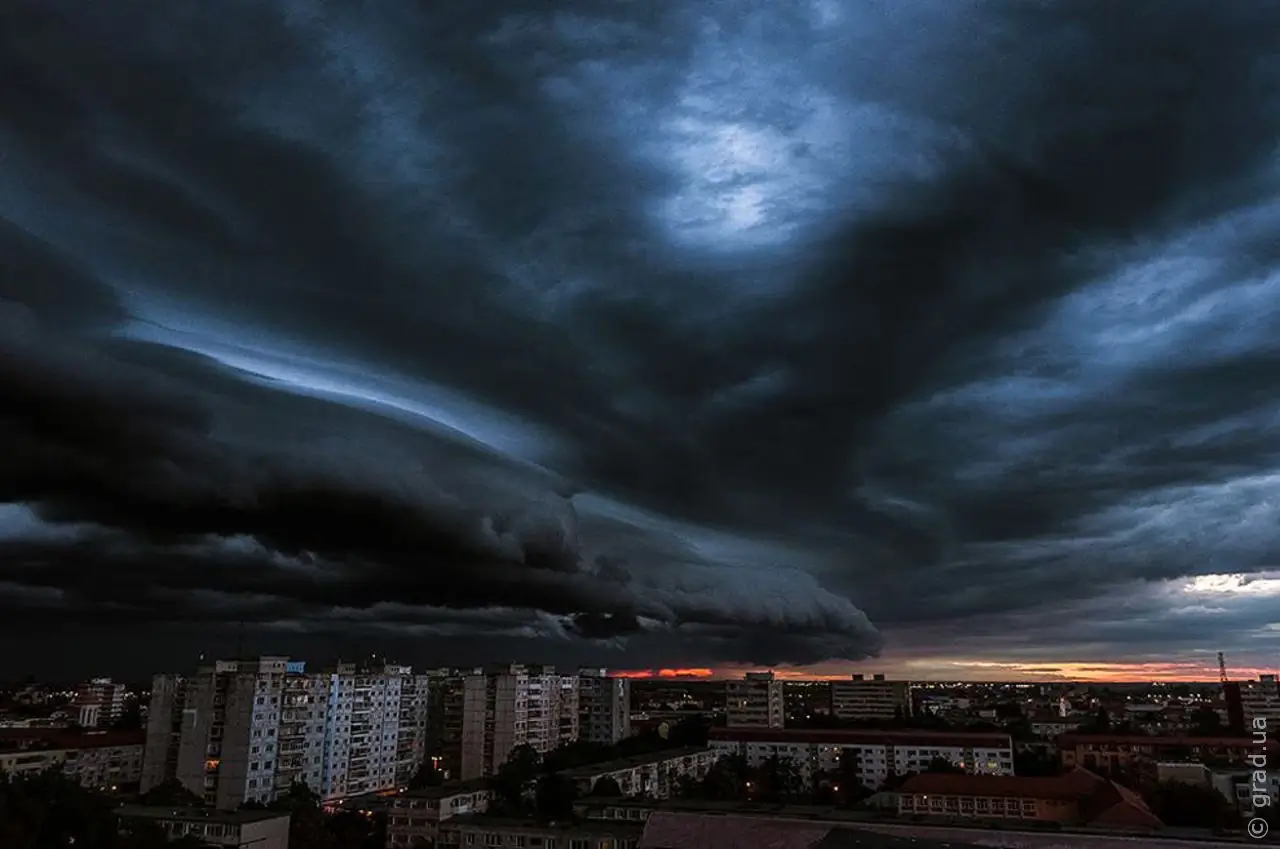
[2,0,1280,675]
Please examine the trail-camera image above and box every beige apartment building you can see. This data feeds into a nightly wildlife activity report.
[725,672,784,729]
[829,674,913,721]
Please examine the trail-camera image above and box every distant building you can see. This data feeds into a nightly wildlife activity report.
[385,779,491,847]
[828,675,912,722]
[74,677,127,729]
[557,746,719,799]
[116,805,290,849]
[1240,674,1280,728]
[709,727,1013,792]
[725,672,784,729]
[896,767,1162,829]
[439,813,643,849]
[579,668,632,744]
[0,728,144,791]
[1059,733,1277,774]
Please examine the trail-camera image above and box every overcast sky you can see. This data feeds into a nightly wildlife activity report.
[3,0,1280,681]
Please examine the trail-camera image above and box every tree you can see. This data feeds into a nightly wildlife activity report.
[1188,705,1225,737]
[925,757,964,774]
[1085,707,1112,733]
[139,778,202,807]
[408,761,444,789]
[589,776,623,797]
[269,779,336,849]
[700,754,752,801]
[534,773,578,822]
[0,768,121,848]
[1142,780,1235,829]
[1014,749,1060,777]
[490,744,541,814]
[757,756,802,803]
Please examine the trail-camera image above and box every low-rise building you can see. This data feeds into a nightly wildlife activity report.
[1028,716,1080,738]
[437,814,642,849]
[725,672,784,729]
[895,767,1161,829]
[0,729,144,791]
[116,805,291,849]
[829,675,913,722]
[386,780,492,847]
[558,747,719,799]
[1059,733,1276,773]
[708,728,1014,791]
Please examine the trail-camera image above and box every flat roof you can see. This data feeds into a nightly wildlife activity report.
[399,778,492,799]
[709,728,1011,747]
[559,746,713,778]
[444,814,644,836]
[115,805,290,825]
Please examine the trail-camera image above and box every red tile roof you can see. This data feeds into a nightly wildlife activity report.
[639,812,832,849]
[898,767,1162,830]
[709,728,1011,748]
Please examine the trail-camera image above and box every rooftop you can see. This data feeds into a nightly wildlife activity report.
[708,728,1011,748]
[0,729,145,751]
[397,779,491,800]
[559,746,713,778]
[115,805,290,825]
[443,814,644,836]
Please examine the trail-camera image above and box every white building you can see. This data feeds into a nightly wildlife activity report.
[385,779,491,847]
[829,675,913,721]
[0,729,144,791]
[725,672,784,729]
[74,677,128,729]
[1241,674,1280,727]
[708,728,1014,792]
[116,806,291,849]
[578,669,631,744]
[558,746,719,799]
[144,657,431,809]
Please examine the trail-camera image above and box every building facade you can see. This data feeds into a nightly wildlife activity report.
[385,779,491,847]
[0,729,144,791]
[116,806,291,849]
[725,672,784,729]
[1240,674,1280,728]
[828,675,913,722]
[73,677,128,729]
[559,746,719,800]
[708,728,1013,791]
[578,669,631,745]
[143,656,431,809]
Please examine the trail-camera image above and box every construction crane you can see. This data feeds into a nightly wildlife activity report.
[1219,652,1229,684]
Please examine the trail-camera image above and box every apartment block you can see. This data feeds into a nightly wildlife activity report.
[1059,733,1279,774]
[708,727,1014,791]
[144,656,431,809]
[0,729,144,791]
[73,677,128,729]
[558,746,719,799]
[829,674,913,721]
[141,674,187,792]
[578,668,631,745]
[725,672,784,729]
[1240,674,1280,727]
[385,779,491,847]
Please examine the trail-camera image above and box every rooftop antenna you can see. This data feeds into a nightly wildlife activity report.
[1218,652,1229,684]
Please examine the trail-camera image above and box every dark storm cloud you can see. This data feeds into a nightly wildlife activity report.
[3,0,1280,674]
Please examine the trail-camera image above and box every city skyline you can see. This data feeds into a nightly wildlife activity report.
[4,2,1280,678]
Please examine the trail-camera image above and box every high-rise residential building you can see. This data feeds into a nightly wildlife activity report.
[274,661,328,797]
[556,674,581,746]
[726,672,784,729]
[435,664,583,781]
[829,674,914,722]
[142,656,430,809]
[140,674,187,793]
[1241,674,1280,727]
[578,668,631,744]
[74,677,127,729]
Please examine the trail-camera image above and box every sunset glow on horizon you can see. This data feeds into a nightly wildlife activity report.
[616,659,1280,682]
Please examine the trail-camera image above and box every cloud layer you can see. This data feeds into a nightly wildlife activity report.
[3,0,1280,676]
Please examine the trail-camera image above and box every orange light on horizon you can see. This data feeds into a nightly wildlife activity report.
[615,668,715,679]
